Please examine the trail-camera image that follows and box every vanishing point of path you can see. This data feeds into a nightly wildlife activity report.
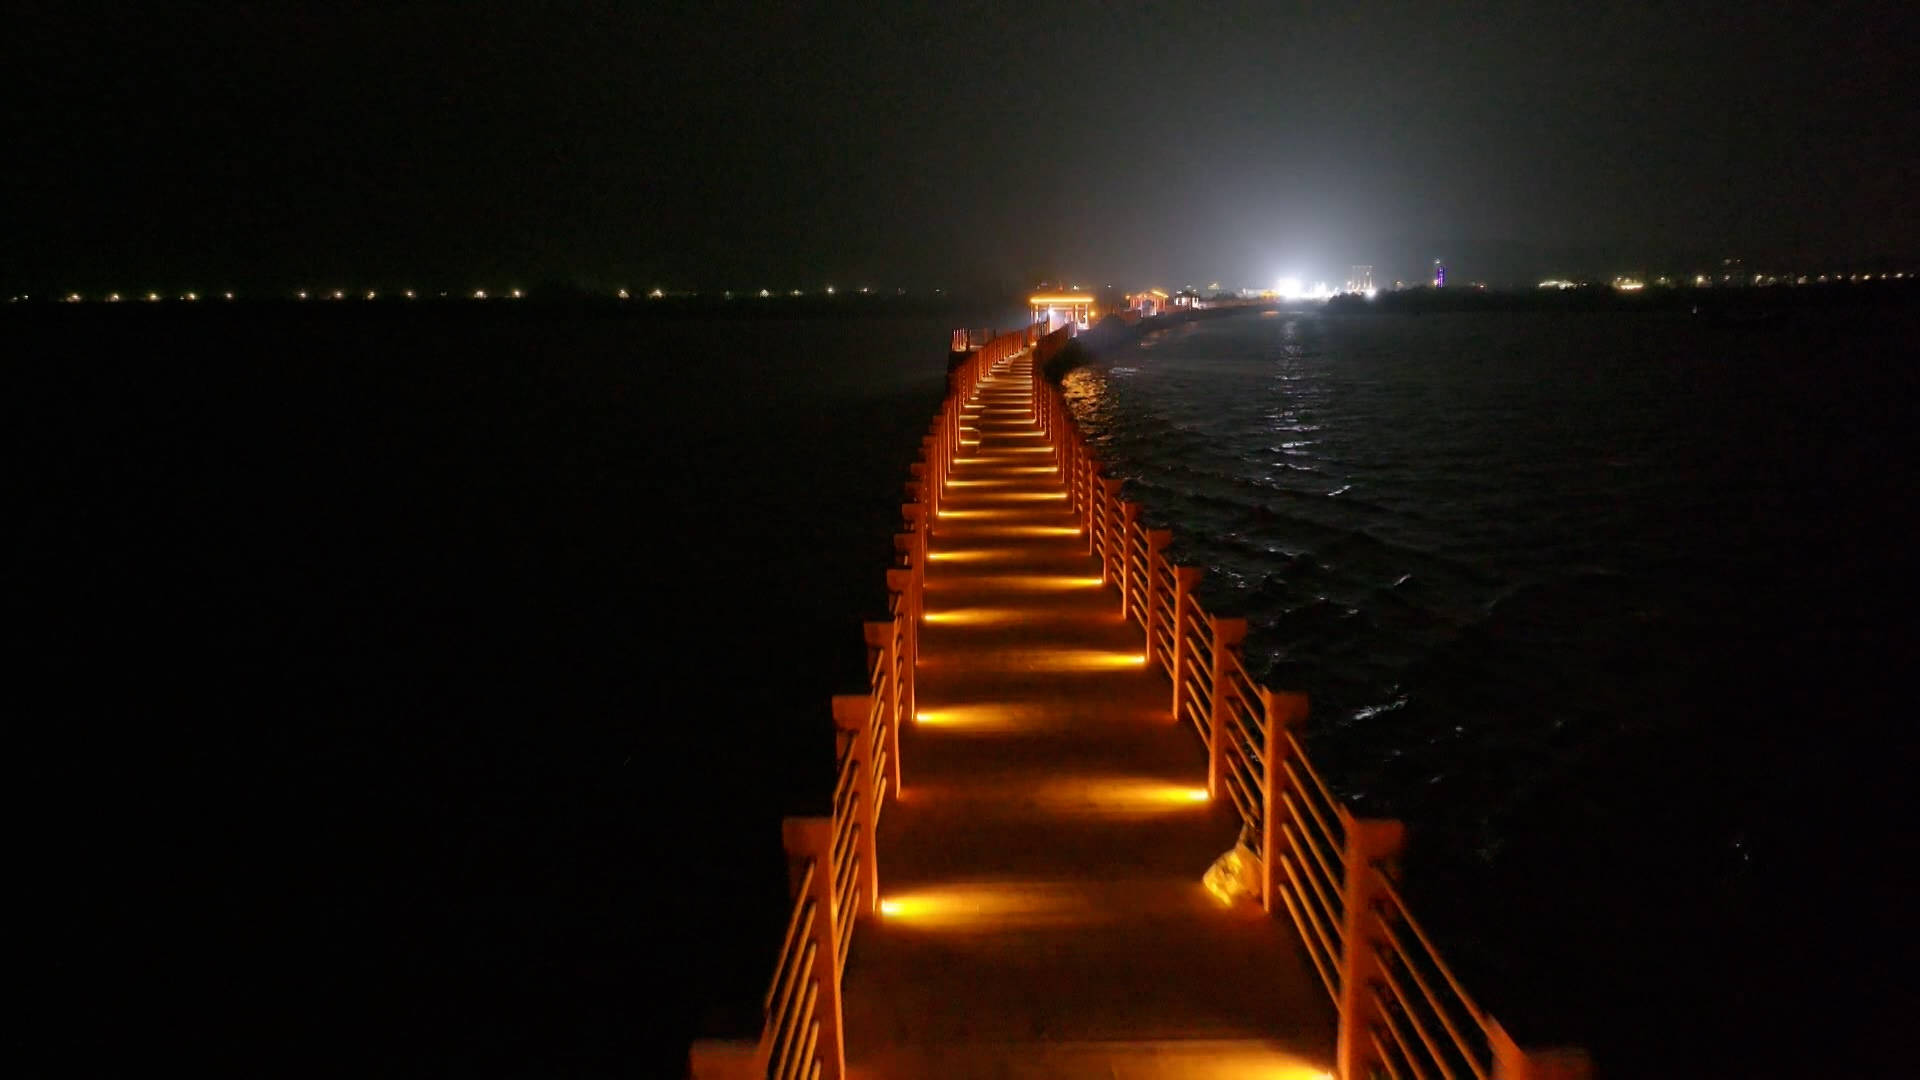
[840,353,1337,1079]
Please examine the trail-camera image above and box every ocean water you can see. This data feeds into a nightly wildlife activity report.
[15,302,1912,1076]
[13,304,977,1075]
[1058,306,1917,1075]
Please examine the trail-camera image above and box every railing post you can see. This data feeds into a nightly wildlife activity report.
[863,620,903,798]
[902,503,927,594]
[1098,477,1124,581]
[1206,617,1248,798]
[920,434,939,519]
[1261,690,1309,914]
[833,694,881,916]
[1488,1022,1595,1080]
[1335,816,1407,1080]
[1081,456,1098,554]
[1170,566,1204,720]
[885,568,916,749]
[687,1040,764,1079]
[1144,529,1173,668]
[782,816,847,1080]
[1119,502,1141,617]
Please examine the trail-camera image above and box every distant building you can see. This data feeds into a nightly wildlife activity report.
[1030,292,1094,331]
[1126,289,1170,317]
[1171,288,1204,309]
[1347,265,1374,293]
[1433,260,1446,288]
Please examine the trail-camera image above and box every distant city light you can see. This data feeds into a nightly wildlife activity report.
[617,288,630,299]
[366,290,377,300]
[298,290,309,300]
[183,292,198,301]
[760,288,770,297]
[67,293,82,302]
[331,289,344,300]
[825,285,835,295]
[146,292,160,301]
[1274,277,1339,301]
[1612,277,1646,292]
[108,293,123,302]
[473,289,488,299]
[650,288,664,299]
[223,292,234,300]
[1538,279,1578,290]
[404,290,415,299]
[510,289,523,299]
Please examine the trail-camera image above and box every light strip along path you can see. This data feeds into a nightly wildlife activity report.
[841,351,1336,1079]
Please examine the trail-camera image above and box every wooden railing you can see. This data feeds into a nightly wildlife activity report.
[1032,324,1593,1080]
[687,325,1040,1080]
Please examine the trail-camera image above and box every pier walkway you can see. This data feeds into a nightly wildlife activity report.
[689,323,1589,1080]
[840,353,1333,1078]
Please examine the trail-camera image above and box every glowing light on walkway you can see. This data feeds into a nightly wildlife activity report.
[876,883,1100,931]
[922,607,1026,626]
[961,574,1106,591]
[927,548,1023,563]
[948,524,1080,538]
[1026,649,1149,672]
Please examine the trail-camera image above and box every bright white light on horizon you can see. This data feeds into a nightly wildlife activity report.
[1276,277,1341,301]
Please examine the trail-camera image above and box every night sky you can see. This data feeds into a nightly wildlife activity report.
[6,2,1916,291]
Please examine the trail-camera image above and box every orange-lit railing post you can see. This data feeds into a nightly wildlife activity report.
[1098,477,1124,581]
[894,532,919,617]
[1170,565,1204,718]
[833,695,881,916]
[1144,529,1173,669]
[885,569,916,742]
[921,433,939,521]
[864,620,903,797]
[1336,816,1407,1080]
[1261,690,1309,914]
[908,460,927,516]
[782,816,846,1080]
[1082,457,1099,554]
[903,502,927,591]
[1119,502,1141,616]
[1488,1022,1594,1080]
[1206,617,1249,798]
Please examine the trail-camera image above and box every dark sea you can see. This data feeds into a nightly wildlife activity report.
[1057,305,1918,1076]
[12,302,1015,1076]
[11,300,1913,1077]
